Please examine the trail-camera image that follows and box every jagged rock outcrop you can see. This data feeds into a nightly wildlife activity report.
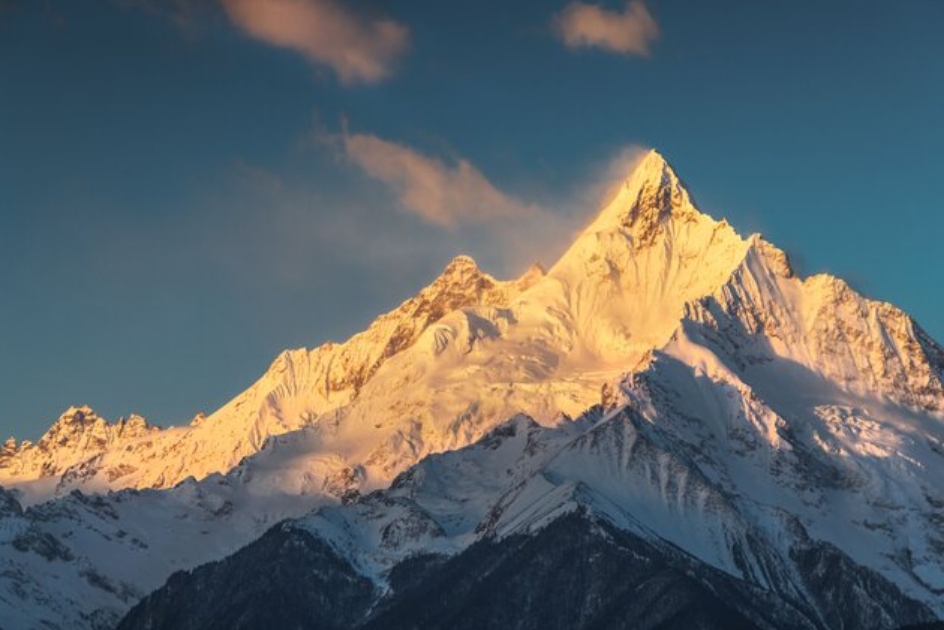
[0,407,157,483]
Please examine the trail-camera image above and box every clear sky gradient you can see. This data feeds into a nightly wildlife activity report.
[1,0,942,440]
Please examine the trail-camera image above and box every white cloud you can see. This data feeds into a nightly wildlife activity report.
[218,0,409,84]
[340,131,540,227]
[556,0,659,57]
[336,131,657,275]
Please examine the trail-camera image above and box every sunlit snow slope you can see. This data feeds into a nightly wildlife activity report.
[1,151,764,500]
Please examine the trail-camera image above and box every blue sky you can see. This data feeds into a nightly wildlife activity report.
[1,0,942,440]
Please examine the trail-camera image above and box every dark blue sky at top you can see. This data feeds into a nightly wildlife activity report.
[1,0,942,439]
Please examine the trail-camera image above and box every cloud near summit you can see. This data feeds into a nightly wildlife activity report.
[333,130,657,273]
[340,132,541,228]
[556,0,659,57]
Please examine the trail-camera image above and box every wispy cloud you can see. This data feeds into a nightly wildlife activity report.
[591,144,651,206]
[328,126,654,275]
[556,0,659,57]
[218,0,409,84]
[339,131,541,228]
[120,0,409,84]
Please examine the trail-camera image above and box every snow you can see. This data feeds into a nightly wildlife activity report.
[2,149,944,627]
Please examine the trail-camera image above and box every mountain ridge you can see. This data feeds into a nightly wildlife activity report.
[1,149,943,629]
[7,150,939,503]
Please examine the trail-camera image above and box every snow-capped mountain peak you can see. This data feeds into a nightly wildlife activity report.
[585,148,693,236]
[3,150,944,629]
[533,150,751,365]
[4,150,941,503]
[0,406,157,484]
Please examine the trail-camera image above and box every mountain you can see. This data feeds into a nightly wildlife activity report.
[0,151,758,503]
[0,460,330,629]
[117,414,937,630]
[2,150,943,629]
[0,407,158,495]
[0,255,545,498]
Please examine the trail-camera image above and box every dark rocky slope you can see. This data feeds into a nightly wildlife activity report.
[118,511,935,630]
